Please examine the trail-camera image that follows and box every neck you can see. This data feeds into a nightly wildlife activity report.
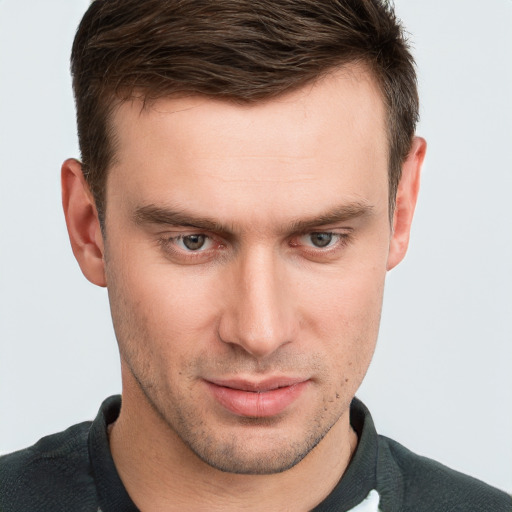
[109,376,358,512]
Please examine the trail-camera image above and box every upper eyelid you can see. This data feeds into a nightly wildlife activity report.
[158,235,217,256]
[174,234,214,251]
[295,228,353,239]
[158,229,234,246]
[158,231,351,262]
[295,231,350,244]
[158,225,353,236]
[158,228,353,247]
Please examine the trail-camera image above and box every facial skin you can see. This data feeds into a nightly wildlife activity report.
[62,65,425,509]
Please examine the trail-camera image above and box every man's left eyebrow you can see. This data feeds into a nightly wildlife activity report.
[286,202,374,232]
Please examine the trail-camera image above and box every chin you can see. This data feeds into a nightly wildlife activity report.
[190,438,319,475]
[179,418,335,475]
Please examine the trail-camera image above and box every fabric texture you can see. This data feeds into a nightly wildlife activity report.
[1,396,510,511]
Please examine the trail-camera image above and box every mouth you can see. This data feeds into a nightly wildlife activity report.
[204,377,310,418]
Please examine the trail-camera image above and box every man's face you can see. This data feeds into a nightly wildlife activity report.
[103,67,393,474]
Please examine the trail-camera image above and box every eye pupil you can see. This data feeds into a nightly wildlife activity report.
[310,232,333,248]
[183,235,206,250]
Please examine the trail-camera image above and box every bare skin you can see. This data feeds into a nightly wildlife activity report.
[62,64,426,511]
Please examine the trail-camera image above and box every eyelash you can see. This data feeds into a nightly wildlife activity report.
[293,232,348,250]
[158,231,351,262]
[158,234,224,259]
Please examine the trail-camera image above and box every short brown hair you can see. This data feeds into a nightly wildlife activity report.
[71,0,419,222]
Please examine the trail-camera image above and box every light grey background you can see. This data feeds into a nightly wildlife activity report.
[1,0,511,493]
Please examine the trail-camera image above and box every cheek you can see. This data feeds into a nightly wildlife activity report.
[299,255,386,331]
[104,245,220,367]
[296,261,386,383]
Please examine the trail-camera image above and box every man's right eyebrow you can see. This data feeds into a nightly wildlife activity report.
[133,205,227,232]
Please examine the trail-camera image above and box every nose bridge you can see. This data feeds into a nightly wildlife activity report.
[219,244,294,358]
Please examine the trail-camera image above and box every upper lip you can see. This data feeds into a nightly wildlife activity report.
[205,376,308,393]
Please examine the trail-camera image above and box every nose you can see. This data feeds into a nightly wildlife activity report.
[218,246,296,359]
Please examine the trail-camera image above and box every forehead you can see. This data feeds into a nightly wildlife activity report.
[107,65,389,224]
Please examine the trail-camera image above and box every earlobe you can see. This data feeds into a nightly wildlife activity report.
[61,158,107,287]
[387,137,427,271]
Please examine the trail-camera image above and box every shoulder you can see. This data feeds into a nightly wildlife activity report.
[0,421,98,512]
[377,435,512,512]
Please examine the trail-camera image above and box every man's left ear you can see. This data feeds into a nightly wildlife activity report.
[387,136,427,271]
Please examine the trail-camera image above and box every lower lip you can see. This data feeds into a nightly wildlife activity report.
[205,381,309,418]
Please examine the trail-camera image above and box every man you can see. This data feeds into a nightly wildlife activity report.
[0,0,510,510]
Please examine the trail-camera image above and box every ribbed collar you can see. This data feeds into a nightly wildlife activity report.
[312,398,378,511]
[89,395,139,512]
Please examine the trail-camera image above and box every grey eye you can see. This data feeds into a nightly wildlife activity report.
[182,234,207,251]
[309,232,333,248]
